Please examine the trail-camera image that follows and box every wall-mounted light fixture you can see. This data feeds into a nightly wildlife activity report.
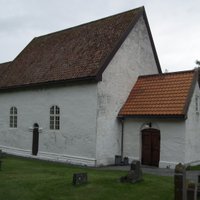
[145,122,152,128]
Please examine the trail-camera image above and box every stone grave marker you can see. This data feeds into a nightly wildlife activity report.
[120,160,143,183]
[174,163,187,200]
[72,173,88,186]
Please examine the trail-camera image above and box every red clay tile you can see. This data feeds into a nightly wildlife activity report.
[118,70,197,118]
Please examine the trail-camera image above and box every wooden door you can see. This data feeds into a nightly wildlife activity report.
[32,123,39,156]
[141,131,152,165]
[142,129,160,167]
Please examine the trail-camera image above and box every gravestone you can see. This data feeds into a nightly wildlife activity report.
[187,182,197,200]
[123,157,129,166]
[0,150,3,171]
[120,160,143,183]
[72,173,88,185]
[115,155,122,166]
[0,150,6,159]
[130,160,143,180]
[174,163,187,200]
[175,163,186,174]
[0,150,3,159]
[197,176,200,198]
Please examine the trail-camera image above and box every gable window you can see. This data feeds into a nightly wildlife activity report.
[10,107,17,128]
[195,95,200,113]
[50,105,60,130]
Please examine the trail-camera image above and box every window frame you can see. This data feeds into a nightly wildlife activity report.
[10,106,17,128]
[50,105,60,130]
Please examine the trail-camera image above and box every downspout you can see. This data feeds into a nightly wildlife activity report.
[120,118,124,159]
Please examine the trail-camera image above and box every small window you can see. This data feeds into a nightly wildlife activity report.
[10,107,17,128]
[195,96,200,113]
[50,105,60,130]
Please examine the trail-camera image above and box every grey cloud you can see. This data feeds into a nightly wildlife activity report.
[0,0,200,71]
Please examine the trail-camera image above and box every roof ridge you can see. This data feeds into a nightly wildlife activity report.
[138,69,195,79]
[34,6,144,39]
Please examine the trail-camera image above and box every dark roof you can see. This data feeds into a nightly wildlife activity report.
[118,70,197,119]
[0,6,161,90]
[0,62,11,75]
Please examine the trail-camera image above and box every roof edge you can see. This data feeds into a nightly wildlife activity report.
[95,6,162,80]
[138,69,195,79]
[0,76,98,91]
[95,7,144,80]
[142,7,162,74]
[118,114,186,120]
[0,61,12,65]
[34,7,144,40]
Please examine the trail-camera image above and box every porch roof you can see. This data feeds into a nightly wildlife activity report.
[118,70,197,119]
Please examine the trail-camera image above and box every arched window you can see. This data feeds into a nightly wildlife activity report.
[10,107,17,128]
[50,105,60,130]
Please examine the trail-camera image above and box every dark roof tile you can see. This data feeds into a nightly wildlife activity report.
[0,7,146,89]
[0,62,11,76]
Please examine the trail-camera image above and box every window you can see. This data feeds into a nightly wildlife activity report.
[195,95,200,113]
[10,107,17,128]
[50,105,60,130]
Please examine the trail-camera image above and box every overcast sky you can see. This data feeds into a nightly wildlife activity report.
[0,0,200,72]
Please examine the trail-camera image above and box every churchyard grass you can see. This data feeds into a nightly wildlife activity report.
[190,165,200,170]
[0,155,173,200]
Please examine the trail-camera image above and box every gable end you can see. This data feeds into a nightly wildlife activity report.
[183,69,199,118]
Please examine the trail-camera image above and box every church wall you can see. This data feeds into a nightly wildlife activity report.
[96,16,160,166]
[185,82,200,166]
[0,83,98,166]
[123,118,186,169]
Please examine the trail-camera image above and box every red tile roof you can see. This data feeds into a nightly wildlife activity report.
[118,70,197,118]
[0,6,161,90]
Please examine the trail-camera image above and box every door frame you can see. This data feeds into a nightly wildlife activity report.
[32,123,39,156]
[141,128,160,167]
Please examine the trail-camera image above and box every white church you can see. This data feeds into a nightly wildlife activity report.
[0,6,200,168]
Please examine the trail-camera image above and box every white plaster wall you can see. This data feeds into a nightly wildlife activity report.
[185,82,200,165]
[96,16,160,166]
[123,118,186,169]
[0,83,97,166]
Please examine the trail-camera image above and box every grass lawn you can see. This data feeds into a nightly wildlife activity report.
[190,165,200,171]
[0,156,174,200]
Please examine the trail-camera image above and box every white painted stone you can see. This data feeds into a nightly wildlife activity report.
[96,16,159,166]
[0,15,160,167]
[0,83,98,166]
[122,79,200,169]
[185,82,200,165]
[123,118,186,169]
